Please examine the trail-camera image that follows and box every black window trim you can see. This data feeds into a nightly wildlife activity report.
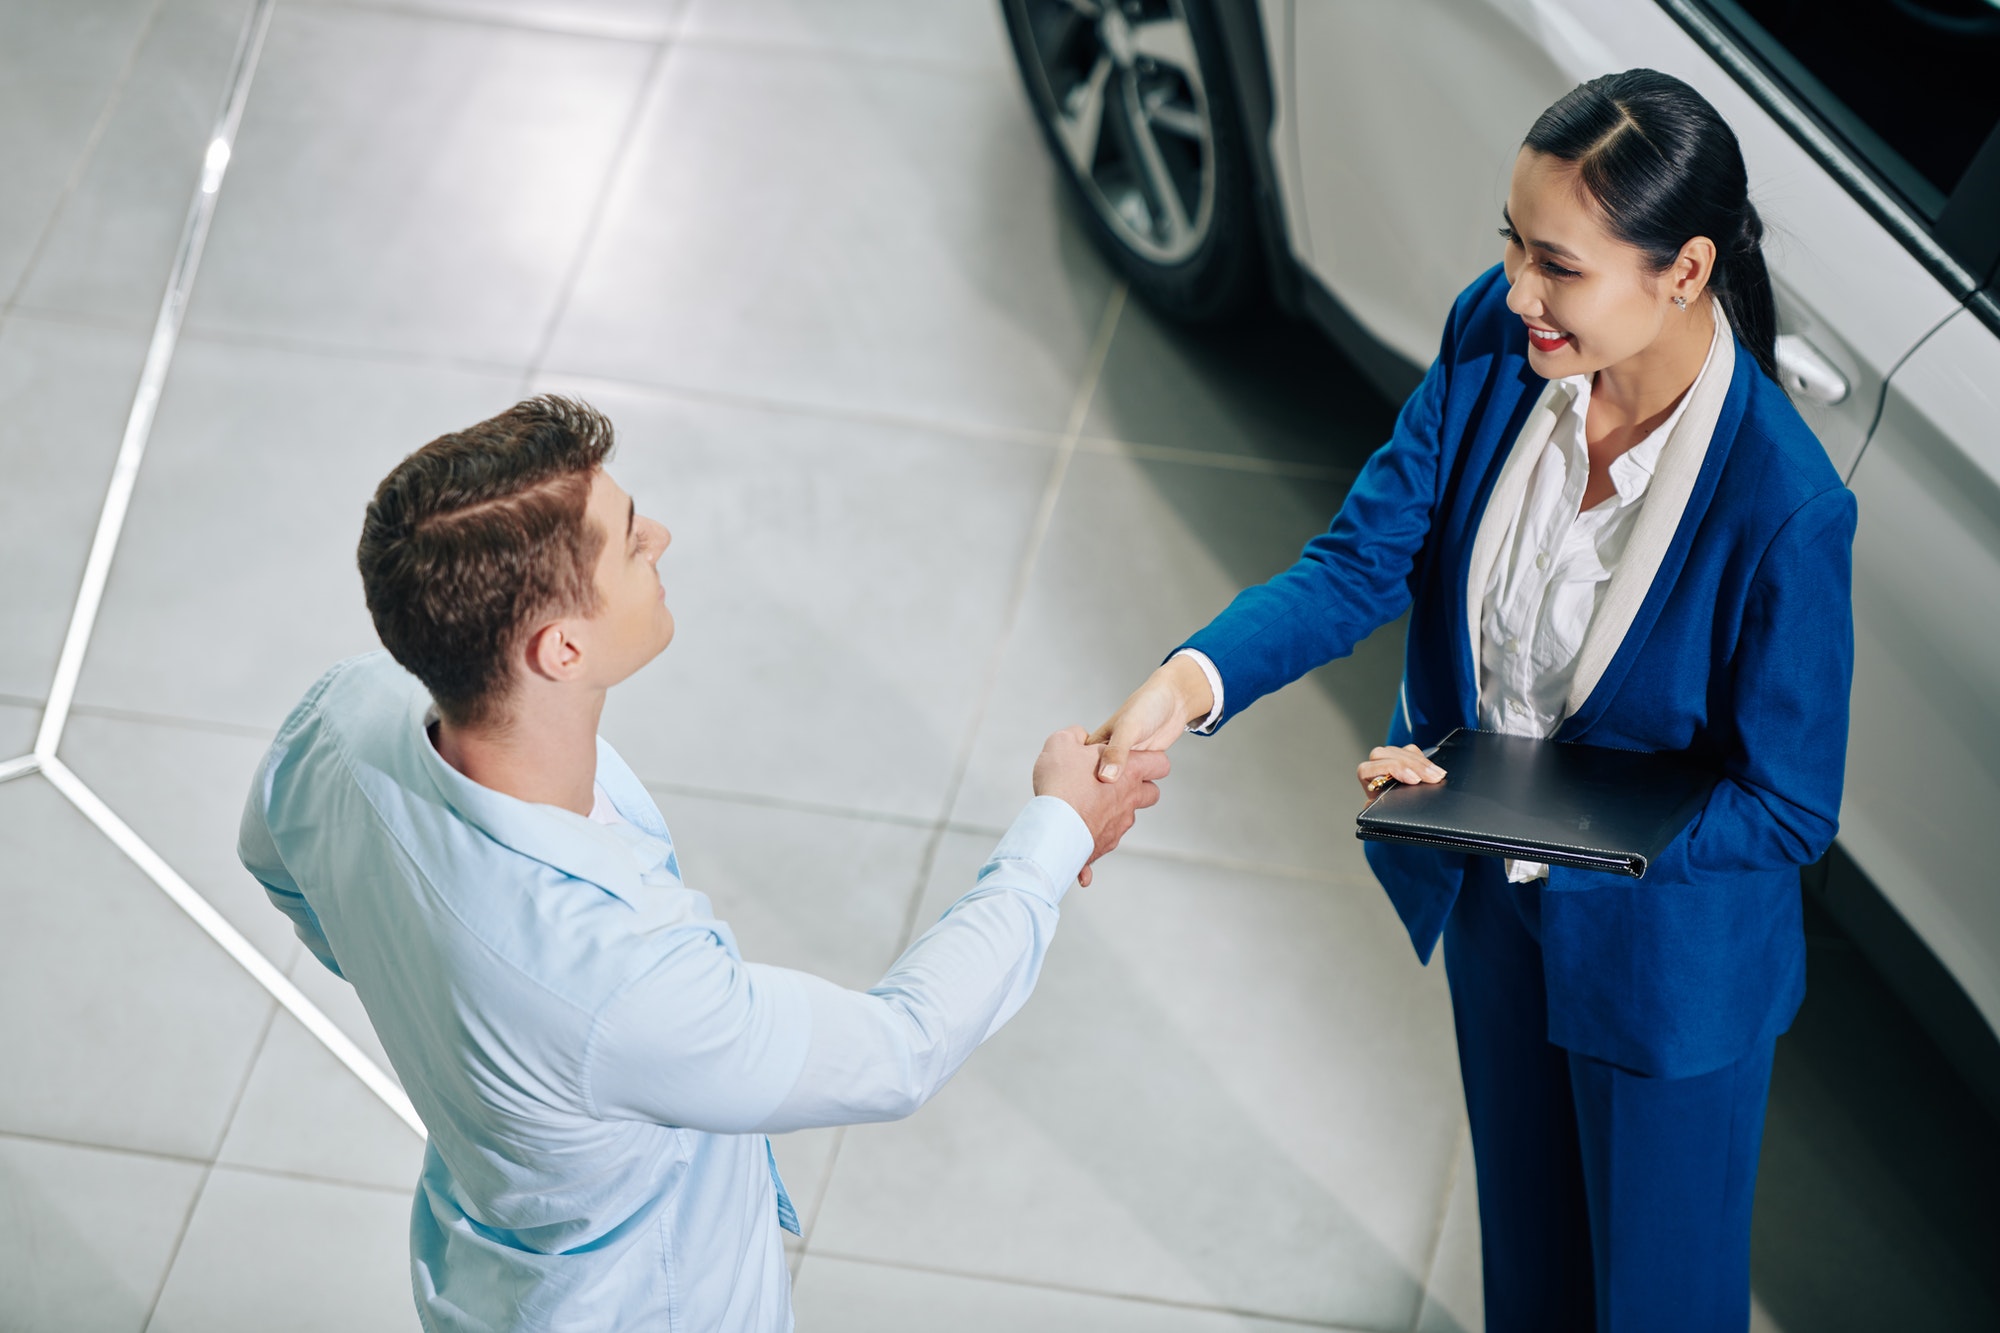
[1655,0,1989,308]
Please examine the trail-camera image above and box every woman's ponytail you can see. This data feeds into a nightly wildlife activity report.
[1525,70,1780,383]
[1712,206,1779,382]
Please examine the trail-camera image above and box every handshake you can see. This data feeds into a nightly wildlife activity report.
[1033,653,1221,887]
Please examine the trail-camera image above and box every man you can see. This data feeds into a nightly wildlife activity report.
[238,396,1168,1332]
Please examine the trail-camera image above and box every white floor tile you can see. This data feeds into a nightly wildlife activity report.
[182,2,655,365]
[0,0,158,299]
[216,1011,425,1193]
[73,338,519,728]
[0,1133,207,1333]
[542,43,1114,434]
[0,315,149,701]
[811,830,1464,1328]
[1414,1129,1481,1333]
[793,1254,1322,1333]
[0,775,274,1159]
[58,712,301,964]
[341,0,689,41]
[0,703,36,758]
[147,1166,421,1333]
[682,0,1012,69]
[553,384,1054,820]
[15,0,257,327]
[649,789,933,990]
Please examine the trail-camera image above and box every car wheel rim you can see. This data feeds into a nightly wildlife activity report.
[1013,0,1217,266]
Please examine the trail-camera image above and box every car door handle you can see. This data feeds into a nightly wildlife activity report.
[1776,334,1850,406]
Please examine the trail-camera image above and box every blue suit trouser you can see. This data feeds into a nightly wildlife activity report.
[1442,859,1774,1333]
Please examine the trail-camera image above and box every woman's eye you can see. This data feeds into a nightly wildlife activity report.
[1539,260,1579,279]
[1497,226,1519,246]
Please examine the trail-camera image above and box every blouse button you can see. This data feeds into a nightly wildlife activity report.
[1535,551,1550,570]
[1504,637,1520,654]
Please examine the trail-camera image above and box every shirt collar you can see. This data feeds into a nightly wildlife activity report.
[407,692,665,905]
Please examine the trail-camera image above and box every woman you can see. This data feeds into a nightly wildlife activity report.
[1089,71,1854,1332]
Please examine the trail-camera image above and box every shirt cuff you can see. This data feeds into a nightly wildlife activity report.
[1172,649,1225,734]
[989,795,1096,905]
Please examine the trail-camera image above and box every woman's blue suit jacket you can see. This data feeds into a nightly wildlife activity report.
[1182,265,1857,1079]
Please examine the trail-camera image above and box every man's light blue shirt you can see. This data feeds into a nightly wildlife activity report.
[238,653,1093,1332]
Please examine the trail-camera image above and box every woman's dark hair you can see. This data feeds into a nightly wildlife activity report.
[1524,69,1779,381]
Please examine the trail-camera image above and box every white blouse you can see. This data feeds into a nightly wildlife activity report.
[1480,314,1722,880]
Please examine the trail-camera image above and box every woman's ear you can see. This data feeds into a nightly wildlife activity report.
[1673,235,1718,306]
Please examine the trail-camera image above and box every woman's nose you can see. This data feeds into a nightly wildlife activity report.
[1504,272,1539,317]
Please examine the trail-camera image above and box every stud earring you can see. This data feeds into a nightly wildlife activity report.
[1673,296,1688,310]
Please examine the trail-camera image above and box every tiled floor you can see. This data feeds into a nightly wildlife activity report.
[3,2,1992,1332]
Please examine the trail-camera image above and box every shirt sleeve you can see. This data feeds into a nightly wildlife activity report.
[585,795,1095,1134]
[237,755,343,978]
[1172,649,1225,735]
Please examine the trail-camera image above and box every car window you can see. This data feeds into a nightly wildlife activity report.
[1682,0,2000,288]
[1704,0,2000,219]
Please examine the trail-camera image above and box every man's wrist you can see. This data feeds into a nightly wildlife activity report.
[992,795,1095,902]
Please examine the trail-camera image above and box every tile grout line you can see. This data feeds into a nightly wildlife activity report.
[4,308,1356,485]
[0,0,169,315]
[516,34,677,398]
[0,1126,415,1199]
[1407,1121,1472,1333]
[296,0,1015,78]
[138,992,280,1333]
[893,279,1128,954]
[792,1123,846,1260]
[808,1249,1377,1331]
[789,283,1127,1273]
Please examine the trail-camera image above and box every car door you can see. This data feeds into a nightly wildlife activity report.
[1283,0,1963,474]
[1844,303,2000,1043]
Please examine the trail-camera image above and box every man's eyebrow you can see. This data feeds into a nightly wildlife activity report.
[1500,205,1581,261]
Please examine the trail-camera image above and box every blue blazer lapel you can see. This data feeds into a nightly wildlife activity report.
[1555,350,1753,741]
[1441,354,1544,727]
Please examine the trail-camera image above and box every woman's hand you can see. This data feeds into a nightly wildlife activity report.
[1356,745,1447,801]
[1087,655,1215,782]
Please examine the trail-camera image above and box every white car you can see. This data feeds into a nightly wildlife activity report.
[1001,0,2000,1098]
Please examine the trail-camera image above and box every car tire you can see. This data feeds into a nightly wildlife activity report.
[1001,0,1263,323]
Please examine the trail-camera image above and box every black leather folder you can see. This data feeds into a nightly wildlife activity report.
[1354,729,1717,878]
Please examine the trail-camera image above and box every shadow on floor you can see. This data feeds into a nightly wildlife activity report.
[1752,894,2000,1332]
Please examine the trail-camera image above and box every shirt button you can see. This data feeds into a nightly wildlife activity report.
[1504,637,1520,654]
[1507,698,1526,715]
[1535,551,1550,570]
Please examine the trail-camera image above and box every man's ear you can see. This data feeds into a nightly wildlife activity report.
[523,622,584,683]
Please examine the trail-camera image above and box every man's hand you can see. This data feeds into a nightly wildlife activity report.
[1033,727,1171,887]
[1086,654,1214,782]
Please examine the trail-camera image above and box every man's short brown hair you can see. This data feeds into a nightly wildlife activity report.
[357,396,616,726]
